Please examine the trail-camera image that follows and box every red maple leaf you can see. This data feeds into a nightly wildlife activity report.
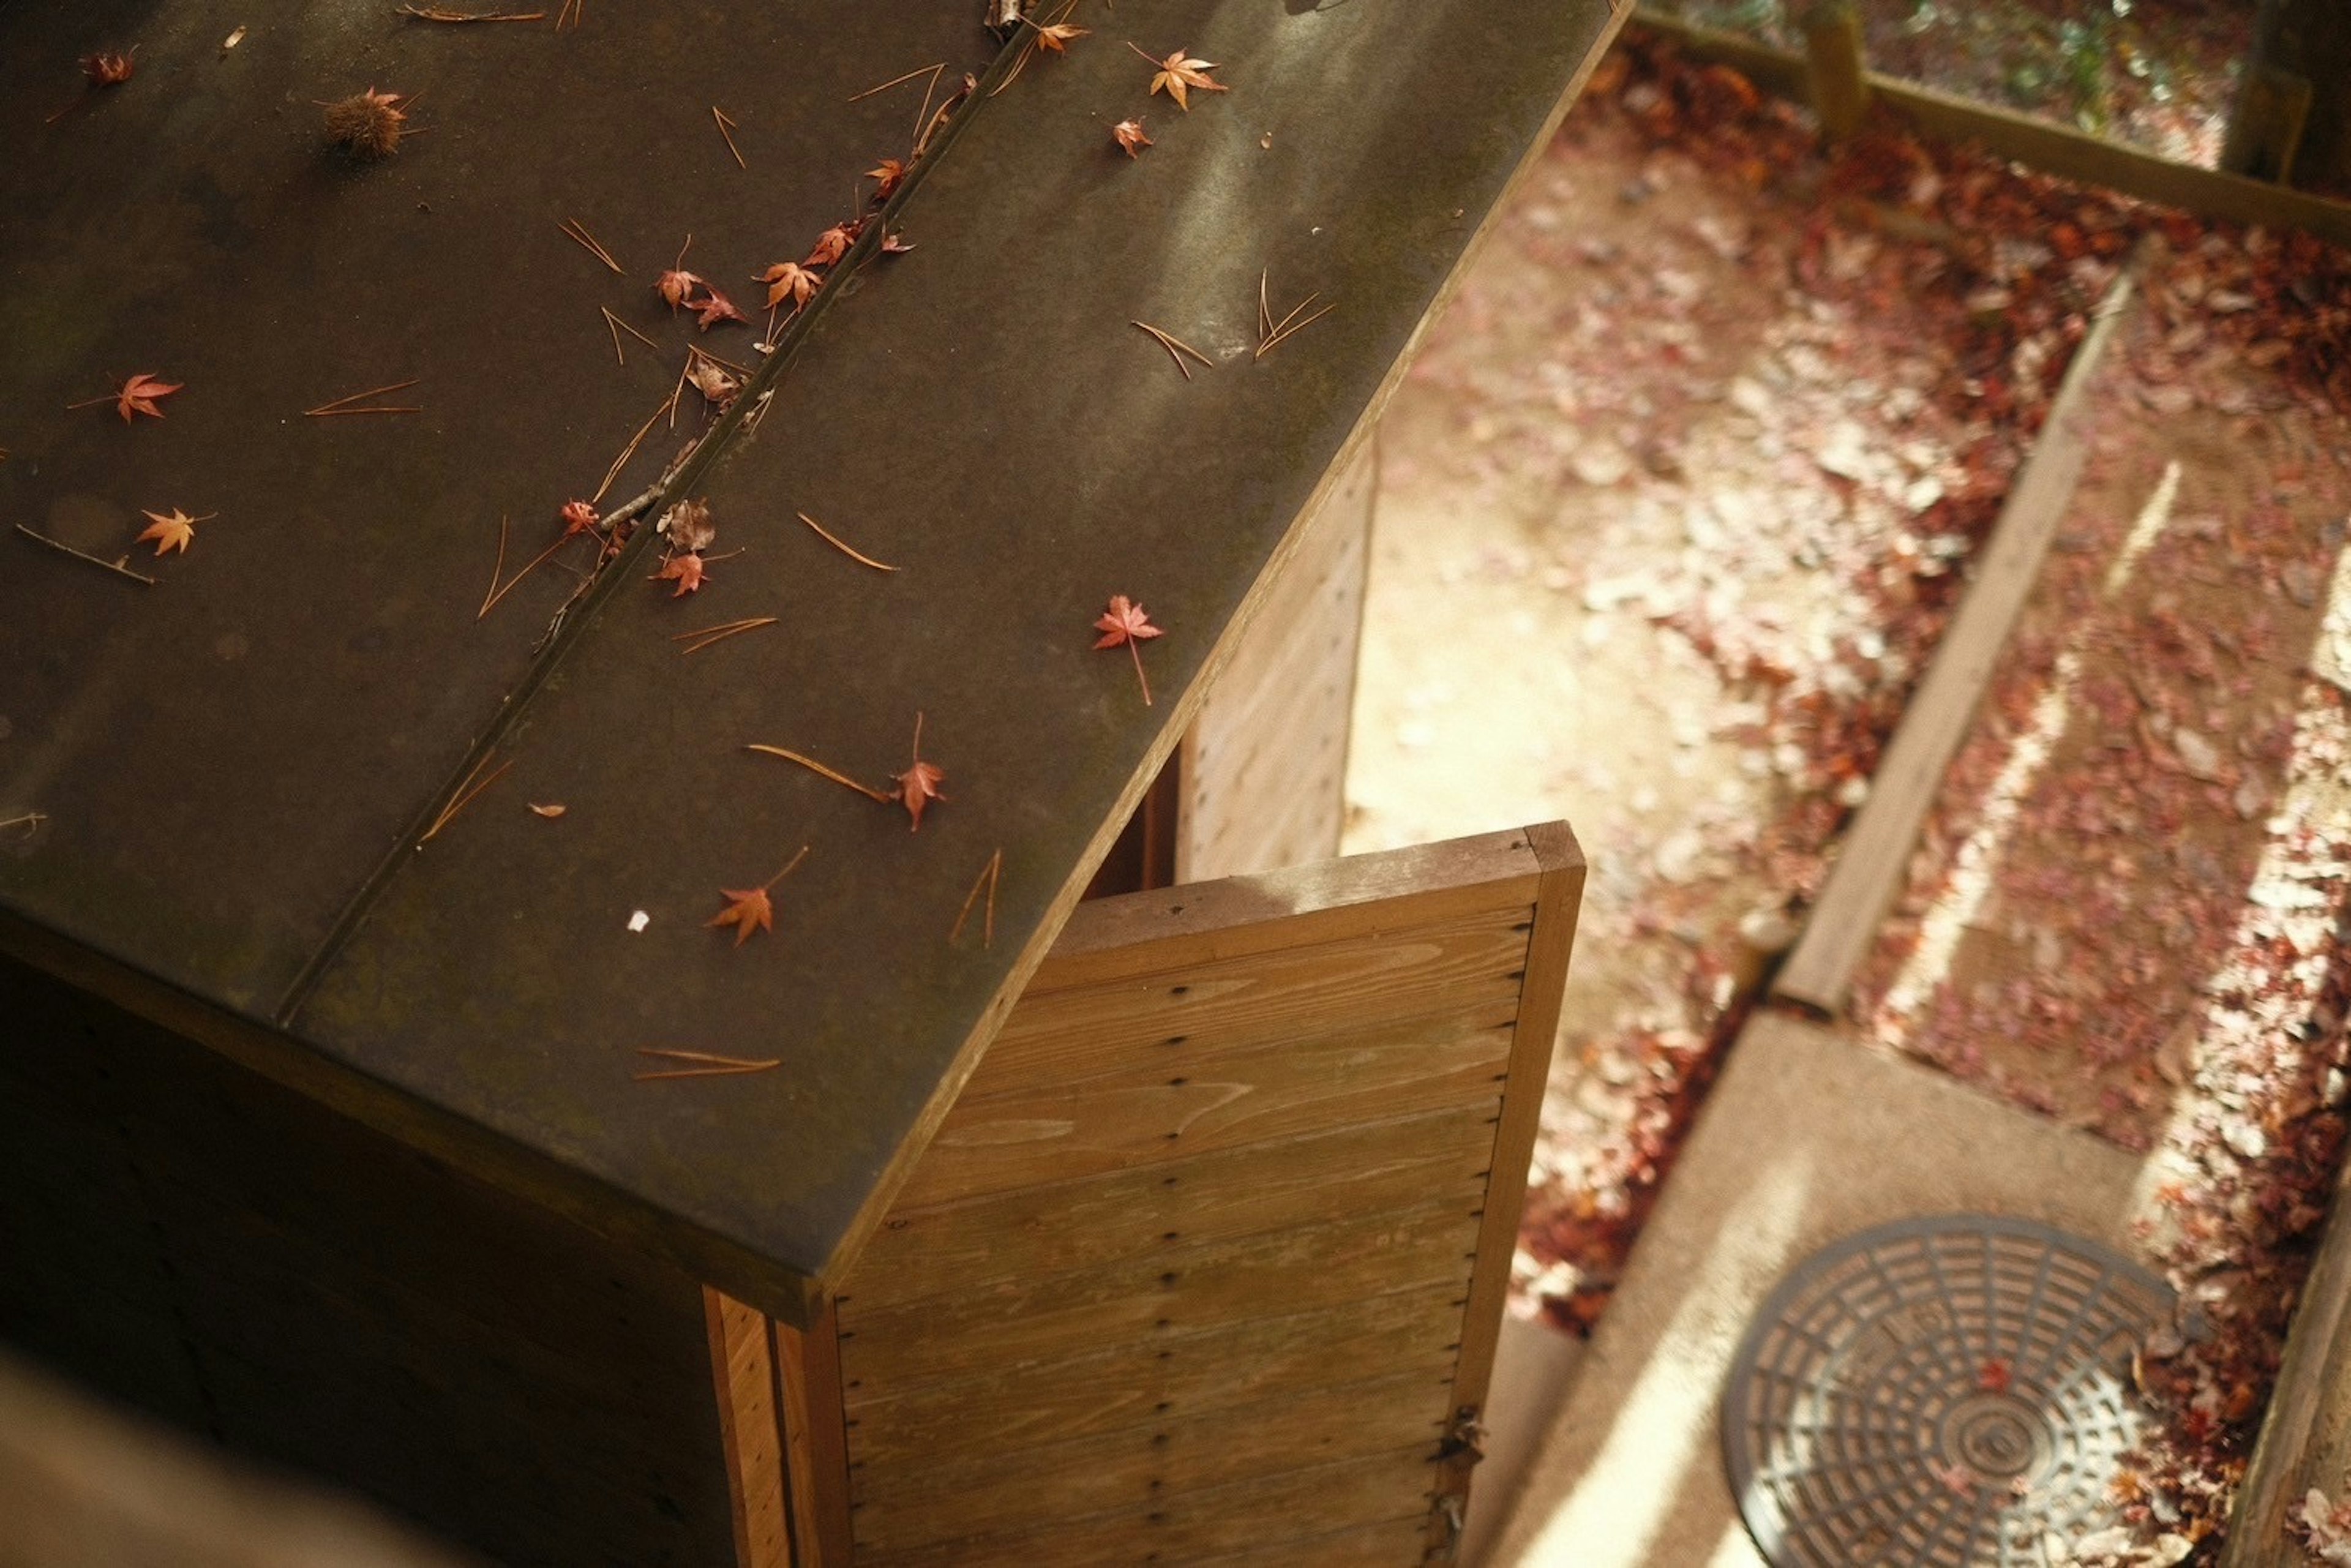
[651,552,708,596]
[558,500,599,538]
[880,231,915,254]
[1977,1359,2012,1395]
[112,372,182,422]
[1131,44,1226,110]
[83,50,136,86]
[1033,21,1089,53]
[1112,118,1153,158]
[805,220,861,269]
[892,711,945,831]
[757,260,820,311]
[655,268,703,310]
[707,846,809,947]
[1093,593,1164,705]
[866,158,907,200]
[692,287,747,331]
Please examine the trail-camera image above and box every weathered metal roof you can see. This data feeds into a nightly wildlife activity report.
[1,0,1627,1321]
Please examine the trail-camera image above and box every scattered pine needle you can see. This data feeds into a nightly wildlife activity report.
[950,848,1004,946]
[1131,319,1212,380]
[1254,277,1335,360]
[796,511,897,572]
[594,388,678,505]
[304,378,422,416]
[673,615,777,654]
[15,525,157,586]
[745,744,893,803]
[848,60,944,103]
[711,105,746,169]
[0,812,46,837]
[910,63,950,148]
[632,1047,782,1082]
[553,0,582,29]
[397,5,547,20]
[600,304,658,365]
[418,754,512,844]
[558,217,623,274]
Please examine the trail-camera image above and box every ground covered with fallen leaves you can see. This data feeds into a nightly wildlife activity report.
[1656,0,2252,165]
[1346,29,2351,1559]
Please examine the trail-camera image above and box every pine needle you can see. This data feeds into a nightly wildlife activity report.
[950,848,1004,946]
[418,754,512,844]
[1131,319,1213,380]
[593,388,677,506]
[847,61,945,103]
[672,616,778,654]
[600,304,658,366]
[796,511,898,572]
[397,5,547,20]
[1254,279,1335,360]
[15,525,155,585]
[745,745,892,803]
[304,378,421,416]
[558,218,623,274]
[711,106,746,170]
[632,1047,782,1082]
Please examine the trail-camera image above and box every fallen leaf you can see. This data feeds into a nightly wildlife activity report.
[806,221,860,269]
[658,497,716,553]
[880,230,915,254]
[1112,117,1153,157]
[758,260,820,310]
[893,711,945,831]
[528,802,567,818]
[1093,593,1164,704]
[692,286,747,331]
[866,157,907,200]
[1133,44,1225,110]
[135,507,212,557]
[83,51,136,86]
[652,551,708,596]
[1033,21,1089,52]
[113,372,182,422]
[1978,1358,2012,1394]
[706,846,809,946]
[656,267,703,310]
[707,886,771,945]
[558,499,599,538]
[686,357,740,405]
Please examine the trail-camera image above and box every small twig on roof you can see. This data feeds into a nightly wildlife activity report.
[15,525,157,585]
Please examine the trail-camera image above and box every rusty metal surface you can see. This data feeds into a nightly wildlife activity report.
[3,0,1626,1312]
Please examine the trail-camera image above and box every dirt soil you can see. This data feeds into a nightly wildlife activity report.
[1345,29,2351,1559]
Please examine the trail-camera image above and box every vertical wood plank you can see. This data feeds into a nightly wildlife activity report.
[776,1302,855,1567]
[1803,1,1870,139]
[705,1289,792,1568]
[1425,820,1586,1558]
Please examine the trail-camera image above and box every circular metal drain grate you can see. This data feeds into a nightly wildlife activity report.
[1722,1214,2175,1567]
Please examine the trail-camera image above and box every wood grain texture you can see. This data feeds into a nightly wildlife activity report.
[853,1446,1438,1568]
[1773,261,2142,1015]
[839,1198,1485,1389]
[842,1103,1502,1306]
[843,1278,1467,1468]
[1177,438,1376,886]
[0,951,738,1568]
[903,1014,1513,1202]
[776,1301,853,1568]
[1428,819,1586,1555]
[849,1373,1446,1551]
[705,1289,790,1568]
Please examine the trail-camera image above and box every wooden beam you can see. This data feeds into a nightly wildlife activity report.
[1633,9,2351,250]
[2222,1148,2351,1564]
[1772,257,2143,1015]
[704,1289,792,1568]
[776,1304,854,1568]
[1427,820,1586,1558]
[1802,2,1869,140]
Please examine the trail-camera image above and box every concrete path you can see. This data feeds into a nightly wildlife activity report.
[1480,1011,2154,1568]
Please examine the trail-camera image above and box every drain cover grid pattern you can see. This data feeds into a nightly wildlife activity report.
[1722,1214,2174,1568]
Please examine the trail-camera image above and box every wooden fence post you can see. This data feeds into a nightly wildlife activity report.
[1803,1,1870,140]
